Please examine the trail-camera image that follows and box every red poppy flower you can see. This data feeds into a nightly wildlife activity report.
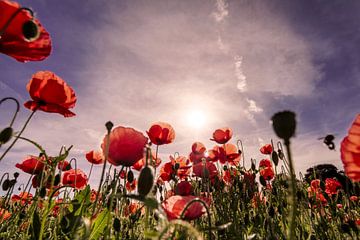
[162,195,207,220]
[350,196,358,202]
[159,156,191,181]
[340,114,360,182]
[57,160,71,171]
[324,178,342,195]
[147,122,175,145]
[24,71,76,117]
[189,152,205,165]
[219,143,241,165]
[126,179,137,192]
[260,144,273,155]
[0,1,51,62]
[102,126,147,167]
[210,127,233,144]
[175,181,193,196]
[191,142,206,154]
[11,192,33,205]
[85,150,104,165]
[308,179,327,205]
[123,202,141,217]
[259,159,272,168]
[62,169,88,189]
[260,167,274,181]
[193,162,218,179]
[223,168,239,184]
[15,155,45,174]
[0,209,11,222]
[132,151,161,171]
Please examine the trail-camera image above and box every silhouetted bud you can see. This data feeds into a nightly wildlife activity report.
[105,121,114,132]
[271,111,296,141]
[137,166,154,197]
[0,127,13,145]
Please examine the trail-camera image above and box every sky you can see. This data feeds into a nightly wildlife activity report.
[1,0,360,187]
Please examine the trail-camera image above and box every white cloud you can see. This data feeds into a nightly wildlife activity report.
[212,0,229,23]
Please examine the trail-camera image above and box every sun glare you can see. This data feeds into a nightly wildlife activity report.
[186,110,207,129]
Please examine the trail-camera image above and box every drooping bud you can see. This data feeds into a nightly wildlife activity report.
[0,127,13,145]
[271,111,296,142]
[137,166,154,197]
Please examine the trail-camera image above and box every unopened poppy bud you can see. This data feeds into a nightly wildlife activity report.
[0,127,13,145]
[105,121,114,132]
[272,151,279,166]
[113,217,121,232]
[22,20,39,41]
[271,111,296,142]
[137,166,154,197]
[127,170,134,183]
[2,179,10,191]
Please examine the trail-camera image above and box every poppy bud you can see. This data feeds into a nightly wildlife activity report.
[127,170,134,183]
[2,179,10,191]
[259,175,267,187]
[13,172,19,178]
[271,111,296,141]
[271,151,279,166]
[137,166,154,197]
[105,121,114,132]
[0,127,13,145]
[22,20,39,41]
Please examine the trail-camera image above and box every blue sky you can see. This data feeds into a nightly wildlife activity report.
[1,0,359,186]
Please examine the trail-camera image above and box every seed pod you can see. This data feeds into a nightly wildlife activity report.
[137,166,154,197]
[271,111,296,141]
[0,127,13,145]
[22,20,39,41]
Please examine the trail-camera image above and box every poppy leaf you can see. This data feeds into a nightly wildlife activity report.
[89,209,110,240]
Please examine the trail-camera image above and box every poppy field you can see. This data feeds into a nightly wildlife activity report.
[1,0,360,239]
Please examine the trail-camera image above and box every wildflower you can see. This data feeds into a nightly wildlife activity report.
[260,167,275,181]
[162,195,207,220]
[324,178,342,196]
[0,209,11,222]
[132,151,161,171]
[218,143,241,165]
[340,114,360,182]
[308,179,327,205]
[15,155,45,174]
[175,181,193,196]
[0,0,51,62]
[223,168,239,184]
[147,122,175,145]
[57,160,71,171]
[210,127,232,144]
[24,71,76,117]
[349,196,358,202]
[192,142,206,154]
[62,169,88,189]
[126,179,137,192]
[260,144,273,154]
[193,161,218,180]
[11,192,33,205]
[159,155,191,181]
[85,150,104,165]
[102,126,147,167]
[259,159,272,168]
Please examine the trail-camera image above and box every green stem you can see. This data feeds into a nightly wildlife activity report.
[0,111,36,162]
[285,140,297,240]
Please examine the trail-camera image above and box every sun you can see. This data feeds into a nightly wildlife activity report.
[186,110,207,129]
